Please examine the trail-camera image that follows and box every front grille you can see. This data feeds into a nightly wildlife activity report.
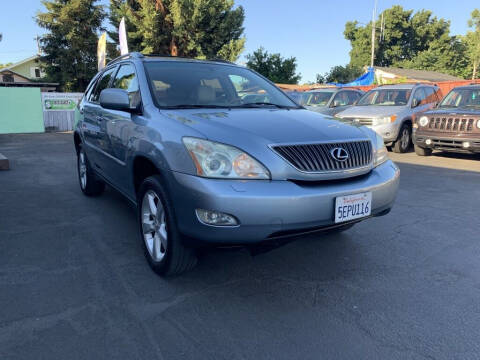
[342,117,373,126]
[272,141,373,173]
[427,117,476,132]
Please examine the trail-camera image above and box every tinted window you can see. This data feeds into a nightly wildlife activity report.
[347,91,362,104]
[89,67,116,103]
[332,91,350,106]
[144,61,298,108]
[303,91,334,106]
[112,64,140,108]
[423,87,438,104]
[413,88,427,105]
[357,89,411,106]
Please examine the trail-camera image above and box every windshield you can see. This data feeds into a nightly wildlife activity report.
[357,89,411,106]
[439,88,480,108]
[144,61,300,109]
[302,91,334,106]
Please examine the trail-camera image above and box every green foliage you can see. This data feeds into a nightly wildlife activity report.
[465,9,480,79]
[316,64,362,84]
[36,0,106,91]
[246,47,301,84]
[109,0,245,62]
[344,5,469,78]
[0,63,12,69]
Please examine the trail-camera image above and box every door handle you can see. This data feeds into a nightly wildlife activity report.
[96,116,104,122]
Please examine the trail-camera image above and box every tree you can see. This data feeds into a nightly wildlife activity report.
[344,5,468,78]
[36,0,106,91]
[245,47,301,84]
[316,64,362,84]
[0,63,12,69]
[465,9,480,79]
[109,0,245,62]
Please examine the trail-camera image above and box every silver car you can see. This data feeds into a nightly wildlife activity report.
[302,88,364,116]
[74,53,400,276]
[336,84,442,153]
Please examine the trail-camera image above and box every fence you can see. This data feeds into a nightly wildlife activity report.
[42,92,83,132]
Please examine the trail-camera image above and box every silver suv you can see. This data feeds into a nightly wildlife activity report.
[301,88,364,116]
[336,84,442,153]
[74,53,399,276]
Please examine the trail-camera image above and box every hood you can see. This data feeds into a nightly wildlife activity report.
[337,105,405,118]
[424,107,480,117]
[163,108,369,146]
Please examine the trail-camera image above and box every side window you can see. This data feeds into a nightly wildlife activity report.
[346,91,362,105]
[332,91,349,106]
[112,64,141,108]
[412,88,427,106]
[433,88,443,102]
[89,67,116,103]
[424,87,437,104]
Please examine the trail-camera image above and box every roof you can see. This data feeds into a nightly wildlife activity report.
[2,55,40,71]
[375,83,423,90]
[375,66,461,82]
[0,68,30,81]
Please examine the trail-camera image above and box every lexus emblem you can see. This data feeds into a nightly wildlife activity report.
[330,147,349,162]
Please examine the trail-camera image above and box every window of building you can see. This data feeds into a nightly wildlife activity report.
[2,74,14,83]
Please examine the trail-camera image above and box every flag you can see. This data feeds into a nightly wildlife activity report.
[119,17,129,55]
[97,32,106,71]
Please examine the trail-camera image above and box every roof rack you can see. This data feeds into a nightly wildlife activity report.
[107,52,144,66]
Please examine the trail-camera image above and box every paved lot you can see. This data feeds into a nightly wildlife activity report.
[1,133,480,360]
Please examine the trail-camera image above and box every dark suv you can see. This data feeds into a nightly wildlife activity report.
[74,53,399,276]
[413,85,480,155]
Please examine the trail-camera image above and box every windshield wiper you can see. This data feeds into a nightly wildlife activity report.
[163,104,230,109]
[237,102,297,109]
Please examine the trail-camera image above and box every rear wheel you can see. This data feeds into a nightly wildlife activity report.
[138,175,197,276]
[414,144,433,156]
[77,146,105,196]
[392,124,412,153]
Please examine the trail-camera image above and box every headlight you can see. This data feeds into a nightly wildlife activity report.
[374,134,389,167]
[183,137,270,179]
[419,116,429,127]
[373,115,397,125]
[477,119,480,129]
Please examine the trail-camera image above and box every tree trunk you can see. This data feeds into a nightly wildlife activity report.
[170,38,178,56]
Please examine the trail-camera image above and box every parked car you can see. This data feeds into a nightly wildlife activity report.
[302,88,364,116]
[284,91,305,105]
[413,84,480,155]
[74,52,400,276]
[336,84,442,153]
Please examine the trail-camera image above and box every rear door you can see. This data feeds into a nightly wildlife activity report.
[101,62,142,193]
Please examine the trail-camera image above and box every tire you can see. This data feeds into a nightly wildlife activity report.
[392,124,412,153]
[77,145,105,196]
[137,175,197,276]
[414,144,433,156]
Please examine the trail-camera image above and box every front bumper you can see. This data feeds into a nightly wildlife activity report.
[413,133,480,153]
[168,160,400,244]
[370,123,400,143]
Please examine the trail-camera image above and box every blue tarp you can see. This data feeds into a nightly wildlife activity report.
[328,67,375,87]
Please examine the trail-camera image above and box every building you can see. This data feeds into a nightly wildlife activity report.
[0,55,57,91]
[373,66,462,84]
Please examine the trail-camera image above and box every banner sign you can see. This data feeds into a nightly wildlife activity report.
[42,93,83,111]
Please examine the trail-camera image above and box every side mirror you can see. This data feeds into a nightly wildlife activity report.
[100,88,137,112]
[411,98,419,108]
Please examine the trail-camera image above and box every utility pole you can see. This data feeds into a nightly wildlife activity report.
[370,0,378,68]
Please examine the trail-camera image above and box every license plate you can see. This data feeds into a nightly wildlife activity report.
[335,192,372,223]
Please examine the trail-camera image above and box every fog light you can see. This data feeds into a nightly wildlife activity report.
[196,209,239,226]
[426,139,432,145]
[463,141,471,148]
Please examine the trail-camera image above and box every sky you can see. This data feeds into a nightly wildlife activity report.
[0,0,477,82]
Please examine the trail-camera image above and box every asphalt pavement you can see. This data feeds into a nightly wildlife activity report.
[1,133,480,360]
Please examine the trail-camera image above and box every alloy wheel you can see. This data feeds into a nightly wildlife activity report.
[79,151,87,189]
[400,127,410,150]
[141,190,168,262]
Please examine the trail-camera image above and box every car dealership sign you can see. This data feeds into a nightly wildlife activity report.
[42,93,82,111]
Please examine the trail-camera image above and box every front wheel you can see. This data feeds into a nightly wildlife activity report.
[138,175,197,276]
[392,124,412,153]
[414,145,433,156]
